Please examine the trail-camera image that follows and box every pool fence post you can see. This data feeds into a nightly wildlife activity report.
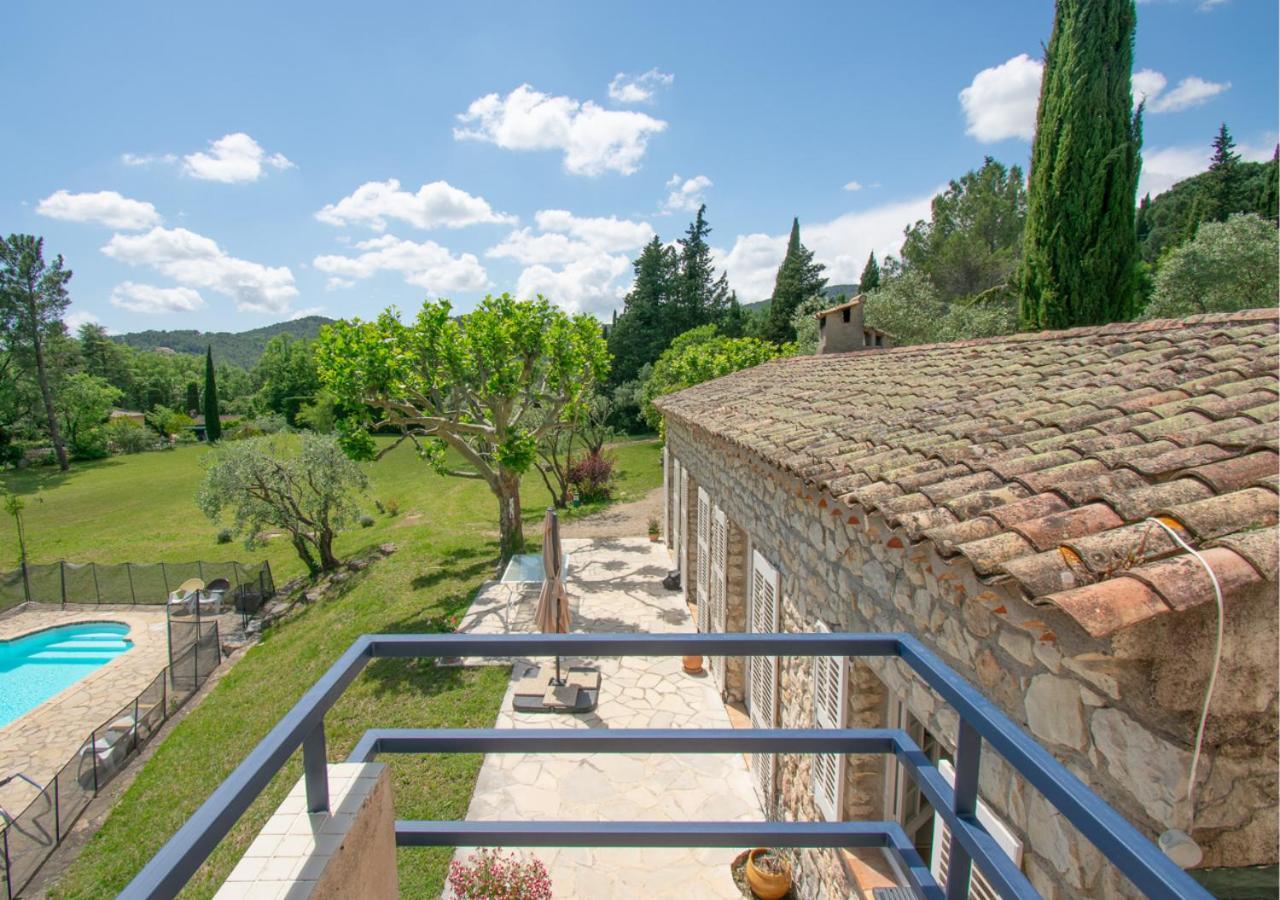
[90,729,100,793]
[127,563,136,604]
[132,697,140,753]
[53,770,61,840]
[91,562,101,605]
[2,821,12,900]
[59,561,66,607]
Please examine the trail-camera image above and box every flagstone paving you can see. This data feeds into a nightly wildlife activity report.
[453,538,762,898]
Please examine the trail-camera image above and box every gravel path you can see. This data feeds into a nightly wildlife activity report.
[560,486,664,539]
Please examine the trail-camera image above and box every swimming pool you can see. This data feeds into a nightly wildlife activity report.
[0,623,133,728]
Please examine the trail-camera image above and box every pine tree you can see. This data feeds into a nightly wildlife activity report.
[859,251,881,292]
[762,219,827,344]
[1260,146,1280,224]
[1020,0,1143,329]
[203,346,221,442]
[675,205,729,332]
[1206,123,1243,222]
[607,236,679,385]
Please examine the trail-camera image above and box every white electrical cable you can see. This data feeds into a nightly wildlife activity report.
[1143,517,1224,829]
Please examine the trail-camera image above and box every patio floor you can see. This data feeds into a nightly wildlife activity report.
[453,537,762,898]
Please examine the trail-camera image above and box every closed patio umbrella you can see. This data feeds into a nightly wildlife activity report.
[534,507,571,685]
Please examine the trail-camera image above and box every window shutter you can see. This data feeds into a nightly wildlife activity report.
[810,620,847,822]
[929,759,1024,900]
[695,488,711,634]
[708,504,728,691]
[749,549,780,808]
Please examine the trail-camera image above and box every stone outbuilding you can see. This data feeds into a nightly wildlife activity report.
[655,308,1279,898]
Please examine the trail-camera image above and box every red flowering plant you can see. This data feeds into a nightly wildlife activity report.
[447,848,552,900]
[566,450,615,503]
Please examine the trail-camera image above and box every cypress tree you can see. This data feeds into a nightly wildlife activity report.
[1259,146,1280,223]
[1020,0,1143,329]
[1206,123,1243,222]
[859,251,881,292]
[203,346,221,442]
[763,219,827,344]
[185,381,200,416]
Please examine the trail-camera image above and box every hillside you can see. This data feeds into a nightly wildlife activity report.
[741,283,858,315]
[112,316,335,369]
[1138,157,1278,263]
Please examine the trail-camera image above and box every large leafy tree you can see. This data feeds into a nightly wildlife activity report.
[0,235,72,470]
[59,373,122,459]
[204,346,222,441]
[1021,0,1143,329]
[199,434,367,577]
[762,219,827,344]
[641,325,786,431]
[1143,214,1278,319]
[251,334,317,426]
[316,294,609,559]
[902,157,1027,302]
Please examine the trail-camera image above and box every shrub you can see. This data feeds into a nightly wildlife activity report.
[106,418,153,454]
[70,426,110,460]
[447,849,551,900]
[216,528,233,544]
[359,514,375,528]
[226,413,289,440]
[382,498,400,517]
[1143,213,1279,319]
[567,450,615,503]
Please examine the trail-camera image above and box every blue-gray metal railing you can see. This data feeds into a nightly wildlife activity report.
[121,633,1212,900]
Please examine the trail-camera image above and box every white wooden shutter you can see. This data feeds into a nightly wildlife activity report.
[749,549,780,808]
[708,503,728,691]
[662,447,670,547]
[695,488,711,634]
[811,620,848,822]
[929,759,1024,900]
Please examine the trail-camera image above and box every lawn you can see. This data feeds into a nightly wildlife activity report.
[0,436,663,898]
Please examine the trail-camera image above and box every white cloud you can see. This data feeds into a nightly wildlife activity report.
[110,281,205,314]
[183,133,294,183]
[608,69,674,103]
[102,227,298,314]
[488,210,653,265]
[65,310,101,331]
[313,235,489,294]
[36,190,162,230]
[315,179,514,231]
[290,306,326,320]
[1140,137,1275,198]
[325,277,355,291]
[714,193,935,301]
[662,174,712,213]
[960,54,1043,142]
[843,181,864,192]
[1132,69,1168,109]
[121,152,177,167]
[1148,76,1231,113]
[516,253,632,317]
[454,84,667,176]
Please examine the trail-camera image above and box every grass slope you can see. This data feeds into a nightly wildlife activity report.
[4,438,662,898]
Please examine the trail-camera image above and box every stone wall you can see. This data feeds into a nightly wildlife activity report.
[666,419,1277,898]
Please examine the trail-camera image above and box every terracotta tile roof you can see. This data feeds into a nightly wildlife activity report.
[656,310,1280,638]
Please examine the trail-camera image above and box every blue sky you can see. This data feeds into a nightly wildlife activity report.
[3,0,1276,334]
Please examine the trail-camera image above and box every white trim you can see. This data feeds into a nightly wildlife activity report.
[810,620,847,822]
[708,503,728,692]
[929,759,1024,899]
[748,549,780,809]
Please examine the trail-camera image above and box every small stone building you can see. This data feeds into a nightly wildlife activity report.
[655,309,1279,898]
[815,295,893,354]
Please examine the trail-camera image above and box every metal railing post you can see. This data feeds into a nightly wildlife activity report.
[53,770,61,840]
[91,729,100,793]
[2,822,12,900]
[945,718,982,899]
[302,721,329,814]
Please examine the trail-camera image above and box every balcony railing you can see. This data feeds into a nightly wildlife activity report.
[121,633,1211,900]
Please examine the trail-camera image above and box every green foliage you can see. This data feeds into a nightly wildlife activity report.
[197,433,368,576]
[858,252,881,292]
[1021,0,1142,329]
[59,373,122,459]
[105,418,153,454]
[762,218,827,344]
[185,382,200,416]
[1142,214,1279,319]
[111,315,334,369]
[316,293,610,558]
[204,346,222,441]
[1206,123,1244,223]
[295,391,340,433]
[641,326,787,431]
[144,405,193,442]
[790,294,833,355]
[855,271,1019,347]
[902,157,1026,302]
[251,335,317,427]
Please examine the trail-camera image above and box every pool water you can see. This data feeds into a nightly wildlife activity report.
[0,623,133,727]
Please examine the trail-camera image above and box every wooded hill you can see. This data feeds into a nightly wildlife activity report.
[111,315,335,368]
[1138,158,1278,263]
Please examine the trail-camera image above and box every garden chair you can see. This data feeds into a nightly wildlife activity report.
[167,578,205,616]
[200,578,231,617]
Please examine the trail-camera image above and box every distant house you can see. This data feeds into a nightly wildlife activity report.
[656,309,1278,897]
[108,409,146,426]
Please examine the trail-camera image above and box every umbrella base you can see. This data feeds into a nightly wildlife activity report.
[512,665,601,714]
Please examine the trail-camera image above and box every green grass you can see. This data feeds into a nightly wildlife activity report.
[6,436,663,898]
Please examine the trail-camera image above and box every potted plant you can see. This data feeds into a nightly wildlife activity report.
[682,652,704,674]
[647,516,661,542]
[746,847,792,899]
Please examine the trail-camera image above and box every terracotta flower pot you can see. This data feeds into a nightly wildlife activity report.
[682,654,704,674]
[746,848,791,900]
[649,533,661,542]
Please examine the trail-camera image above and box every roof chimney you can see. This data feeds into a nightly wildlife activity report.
[814,295,892,354]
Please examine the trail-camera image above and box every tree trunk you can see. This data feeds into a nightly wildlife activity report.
[316,529,340,573]
[292,535,320,579]
[496,470,524,561]
[29,317,68,471]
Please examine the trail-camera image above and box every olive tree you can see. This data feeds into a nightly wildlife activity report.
[1144,213,1279,319]
[197,433,368,578]
[315,294,609,559]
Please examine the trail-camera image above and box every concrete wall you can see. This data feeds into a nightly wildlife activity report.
[666,419,1278,899]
